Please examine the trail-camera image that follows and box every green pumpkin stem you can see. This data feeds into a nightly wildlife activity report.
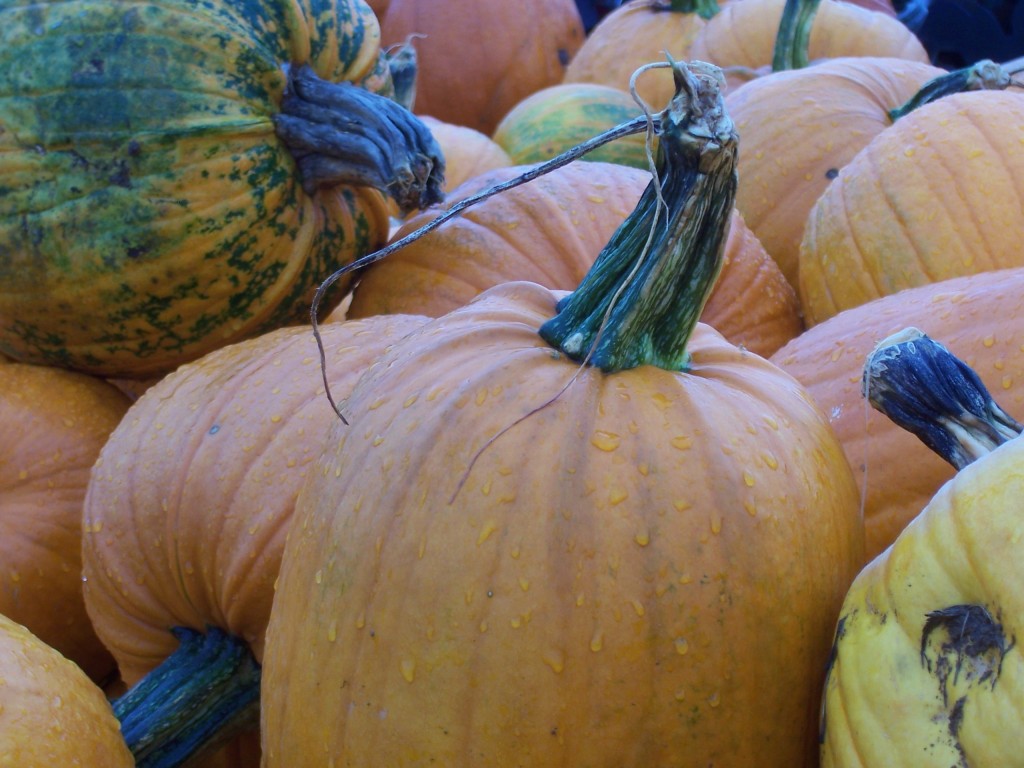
[862,327,1023,469]
[771,0,822,71]
[887,59,1013,121]
[273,63,445,214]
[665,0,720,20]
[538,60,737,373]
[113,626,261,768]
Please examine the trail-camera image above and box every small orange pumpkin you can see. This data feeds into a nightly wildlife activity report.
[0,362,130,683]
[82,314,427,763]
[261,60,862,767]
[798,89,1024,326]
[772,266,1024,562]
[0,612,133,765]
[379,0,585,133]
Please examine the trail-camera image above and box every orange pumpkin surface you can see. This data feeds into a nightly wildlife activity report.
[418,115,512,193]
[772,267,1024,561]
[379,0,585,133]
[81,314,426,764]
[0,362,130,683]
[83,315,426,683]
[261,60,862,767]
[349,162,801,356]
[0,612,133,766]
[689,0,928,93]
[798,89,1024,326]
[726,56,943,290]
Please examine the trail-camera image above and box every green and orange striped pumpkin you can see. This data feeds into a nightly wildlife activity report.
[0,0,441,378]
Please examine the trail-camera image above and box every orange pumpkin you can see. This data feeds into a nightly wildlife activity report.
[798,89,1024,326]
[418,115,512,193]
[261,60,863,767]
[726,56,944,290]
[771,266,1024,562]
[0,612,133,765]
[379,0,585,133]
[349,161,801,356]
[563,0,721,110]
[0,362,130,683]
[689,0,928,92]
[82,314,427,763]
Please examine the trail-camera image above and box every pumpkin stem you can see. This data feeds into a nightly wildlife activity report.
[273,64,445,214]
[113,626,260,768]
[665,0,721,20]
[887,60,1013,121]
[538,59,737,373]
[771,0,822,72]
[862,327,1023,469]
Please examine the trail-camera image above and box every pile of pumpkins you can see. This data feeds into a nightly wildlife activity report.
[1,0,1022,765]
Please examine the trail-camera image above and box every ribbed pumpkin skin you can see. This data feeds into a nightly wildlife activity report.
[689,0,929,91]
[349,162,802,356]
[0,613,134,766]
[798,90,1024,326]
[82,314,426,686]
[0,0,392,377]
[0,362,130,684]
[492,83,651,169]
[771,267,1024,562]
[822,437,1024,767]
[261,281,864,767]
[726,57,943,290]
[563,0,714,111]
[379,0,585,134]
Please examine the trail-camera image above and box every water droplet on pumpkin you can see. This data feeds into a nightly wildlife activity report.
[403,394,418,408]
[589,630,604,652]
[315,569,323,585]
[634,526,650,546]
[371,435,384,447]
[983,335,996,348]
[743,471,755,487]
[400,659,416,683]
[183,562,195,575]
[671,435,692,450]
[675,688,686,701]
[710,514,722,534]
[327,619,337,642]
[609,486,628,505]
[477,520,497,545]
[674,637,689,655]
[542,648,565,673]
[762,453,778,470]
[631,599,645,617]
[744,501,758,516]
[591,431,621,452]
[519,576,530,592]
[708,691,721,708]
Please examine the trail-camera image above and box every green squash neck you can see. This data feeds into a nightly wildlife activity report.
[113,626,260,768]
[538,60,738,373]
[888,59,1013,121]
[771,0,823,72]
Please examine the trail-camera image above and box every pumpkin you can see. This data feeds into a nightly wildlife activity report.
[0,612,134,766]
[820,330,1024,767]
[492,82,653,169]
[771,266,1024,562]
[688,0,929,92]
[798,89,1024,326]
[725,56,944,290]
[0,362,131,683]
[82,313,427,764]
[0,0,443,378]
[562,0,721,112]
[348,161,802,357]
[261,61,863,767]
[379,0,585,134]
[418,115,512,193]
